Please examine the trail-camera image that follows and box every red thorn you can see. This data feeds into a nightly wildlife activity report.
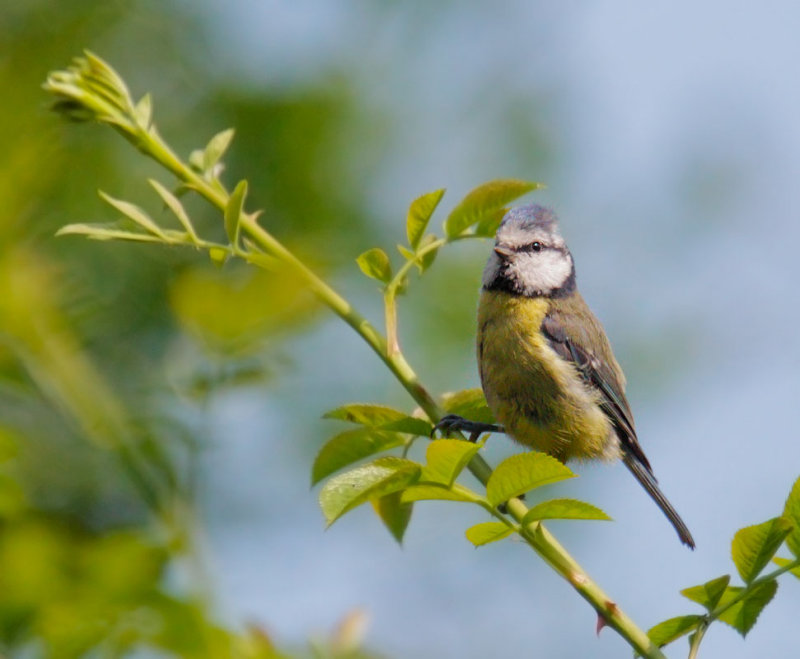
[596,600,618,636]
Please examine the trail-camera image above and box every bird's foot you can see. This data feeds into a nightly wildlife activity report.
[432,414,504,443]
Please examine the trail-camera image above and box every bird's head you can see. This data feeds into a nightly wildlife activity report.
[482,204,576,298]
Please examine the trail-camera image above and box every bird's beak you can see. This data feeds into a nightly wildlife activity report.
[494,245,514,260]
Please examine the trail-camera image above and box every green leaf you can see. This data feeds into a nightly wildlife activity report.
[440,389,495,425]
[773,556,800,579]
[189,149,205,172]
[378,417,434,436]
[372,492,413,544]
[407,188,445,250]
[394,275,410,297]
[465,522,513,547]
[444,179,542,238]
[486,452,575,508]
[732,517,792,584]
[521,498,611,524]
[203,128,235,171]
[420,439,481,487]
[324,403,432,435]
[319,457,421,526]
[148,179,200,242]
[45,52,137,126]
[133,93,152,129]
[398,244,415,260]
[56,223,163,243]
[356,248,392,283]
[84,51,131,102]
[473,206,509,238]
[323,404,406,426]
[647,615,703,648]
[311,429,405,486]
[400,482,482,504]
[417,234,440,273]
[782,476,800,557]
[680,575,731,611]
[716,581,778,636]
[224,180,248,246]
[99,191,167,239]
[398,237,440,275]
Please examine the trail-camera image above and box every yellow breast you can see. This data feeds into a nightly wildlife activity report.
[477,291,616,462]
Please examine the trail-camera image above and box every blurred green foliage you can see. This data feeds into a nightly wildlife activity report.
[0,1,389,656]
[8,2,800,657]
[170,266,319,355]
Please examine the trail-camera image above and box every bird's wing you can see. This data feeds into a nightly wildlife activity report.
[542,296,696,548]
[541,302,653,473]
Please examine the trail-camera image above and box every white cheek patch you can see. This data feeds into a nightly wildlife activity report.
[510,250,573,295]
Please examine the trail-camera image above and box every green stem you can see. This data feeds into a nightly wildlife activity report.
[709,558,800,622]
[384,289,399,357]
[48,64,664,655]
[685,558,800,658]
[384,233,474,301]
[385,237,446,297]
[239,216,440,417]
[505,497,664,658]
[187,197,666,658]
[158,164,665,657]
[687,621,708,659]
[383,238,444,358]
[249,241,663,655]
[139,129,228,208]
[242,213,661,657]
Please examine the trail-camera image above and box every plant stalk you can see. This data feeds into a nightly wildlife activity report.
[687,622,708,659]
[154,165,666,659]
[46,61,666,655]
[240,218,664,658]
[707,558,800,623]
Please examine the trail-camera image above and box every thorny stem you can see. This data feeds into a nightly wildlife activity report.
[241,217,666,659]
[46,57,667,659]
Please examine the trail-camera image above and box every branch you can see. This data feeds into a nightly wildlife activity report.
[44,52,666,659]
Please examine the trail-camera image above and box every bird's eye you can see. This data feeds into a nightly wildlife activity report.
[530,241,542,252]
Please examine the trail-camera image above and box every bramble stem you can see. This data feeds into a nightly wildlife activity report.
[45,53,666,659]
[244,212,665,659]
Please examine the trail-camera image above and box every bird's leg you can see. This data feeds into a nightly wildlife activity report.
[432,414,505,443]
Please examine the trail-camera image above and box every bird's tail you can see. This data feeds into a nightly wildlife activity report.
[623,454,695,549]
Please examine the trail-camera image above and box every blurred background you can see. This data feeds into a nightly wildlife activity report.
[2,1,800,657]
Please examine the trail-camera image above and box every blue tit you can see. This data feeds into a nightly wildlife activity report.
[456,204,694,548]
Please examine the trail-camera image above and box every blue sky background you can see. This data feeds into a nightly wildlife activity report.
[176,3,800,657]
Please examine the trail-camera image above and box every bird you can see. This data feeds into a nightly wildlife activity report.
[439,203,695,548]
